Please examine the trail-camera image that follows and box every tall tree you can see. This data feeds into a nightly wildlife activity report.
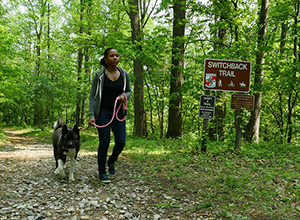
[75,0,84,125]
[166,0,186,138]
[208,0,232,141]
[246,0,269,143]
[18,0,51,127]
[287,1,299,143]
[126,0,158,136]
[1,0,300,142]
[128,0,147,136]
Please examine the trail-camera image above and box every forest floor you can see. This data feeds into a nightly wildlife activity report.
[0,129,212,220]
[1,128,300,220]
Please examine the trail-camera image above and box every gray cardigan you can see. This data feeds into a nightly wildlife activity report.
[89,67,132,120]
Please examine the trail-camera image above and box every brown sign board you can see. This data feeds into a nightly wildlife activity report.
[203,59,252,92]
[231,94,255,111]
[199,95,216,119]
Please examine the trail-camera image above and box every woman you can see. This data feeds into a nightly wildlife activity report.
[89,48,131,183]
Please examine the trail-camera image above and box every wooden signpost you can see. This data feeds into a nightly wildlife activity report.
[201,59,253,151]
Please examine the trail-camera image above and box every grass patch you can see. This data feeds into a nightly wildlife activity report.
[23,129,53,144]
[123,137,300,220]
[0,129,8,146]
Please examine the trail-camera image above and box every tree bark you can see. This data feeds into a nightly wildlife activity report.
[166,0,186,138]
[128,0,147,136]
[76,0,84,126]
[209,0,230,141]
[31,0,46,126]
[287,2,300,143]
[246,0,269,143]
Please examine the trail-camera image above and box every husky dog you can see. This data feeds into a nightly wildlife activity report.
[52,118,80,181]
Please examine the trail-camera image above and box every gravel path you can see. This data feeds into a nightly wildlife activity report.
[0,130,213,220]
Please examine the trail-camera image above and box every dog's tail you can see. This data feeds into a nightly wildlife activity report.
[54,118,65,130]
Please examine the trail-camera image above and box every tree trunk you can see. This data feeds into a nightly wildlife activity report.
[47,2,53,124]
[145,78,155,135]
[246,0,269,143]
[235,109,243,150]
[76,0,84,125]
[287,2,300,143]
[80,47,90,126]
[32,0,46,126]
[209,0,229,141]
[166,0,186,138]
[128,0,147,137]
[76,46,83,125]
[209,91,226,141]
[278,21,287,143]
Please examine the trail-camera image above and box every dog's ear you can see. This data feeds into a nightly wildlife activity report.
[73,125,80,136]
[62,125,68,134]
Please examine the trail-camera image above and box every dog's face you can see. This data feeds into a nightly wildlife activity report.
[61,125,80,151]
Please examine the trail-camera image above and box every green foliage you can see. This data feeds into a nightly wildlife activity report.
[0,127,7,146]
[80,130,99,151]
[0,0,299,144]
[119,134,300,219]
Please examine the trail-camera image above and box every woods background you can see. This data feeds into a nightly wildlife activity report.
[0,0,299,144]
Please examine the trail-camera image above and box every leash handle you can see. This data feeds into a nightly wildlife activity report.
[116,94,127,122]
[79,94,127,131]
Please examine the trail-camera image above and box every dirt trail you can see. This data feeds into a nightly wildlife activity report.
[0,129,210,220]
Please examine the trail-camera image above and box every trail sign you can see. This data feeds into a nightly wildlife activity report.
[231,94,255,111]
[199,95,216,119]
[203,59,252,92]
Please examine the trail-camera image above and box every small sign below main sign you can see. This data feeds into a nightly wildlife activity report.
[203,59,252,92]
[199,95,216,119]
[231,94,255,111]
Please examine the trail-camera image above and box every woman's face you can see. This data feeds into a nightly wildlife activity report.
[105,49,119,67]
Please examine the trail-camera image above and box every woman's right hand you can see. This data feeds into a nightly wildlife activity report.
[89,118,95,125]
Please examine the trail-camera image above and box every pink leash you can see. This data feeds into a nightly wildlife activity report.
[80,94,127,131]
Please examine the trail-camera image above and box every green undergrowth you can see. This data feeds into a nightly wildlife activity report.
[0,129,6,146]
[122,137,300,219]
